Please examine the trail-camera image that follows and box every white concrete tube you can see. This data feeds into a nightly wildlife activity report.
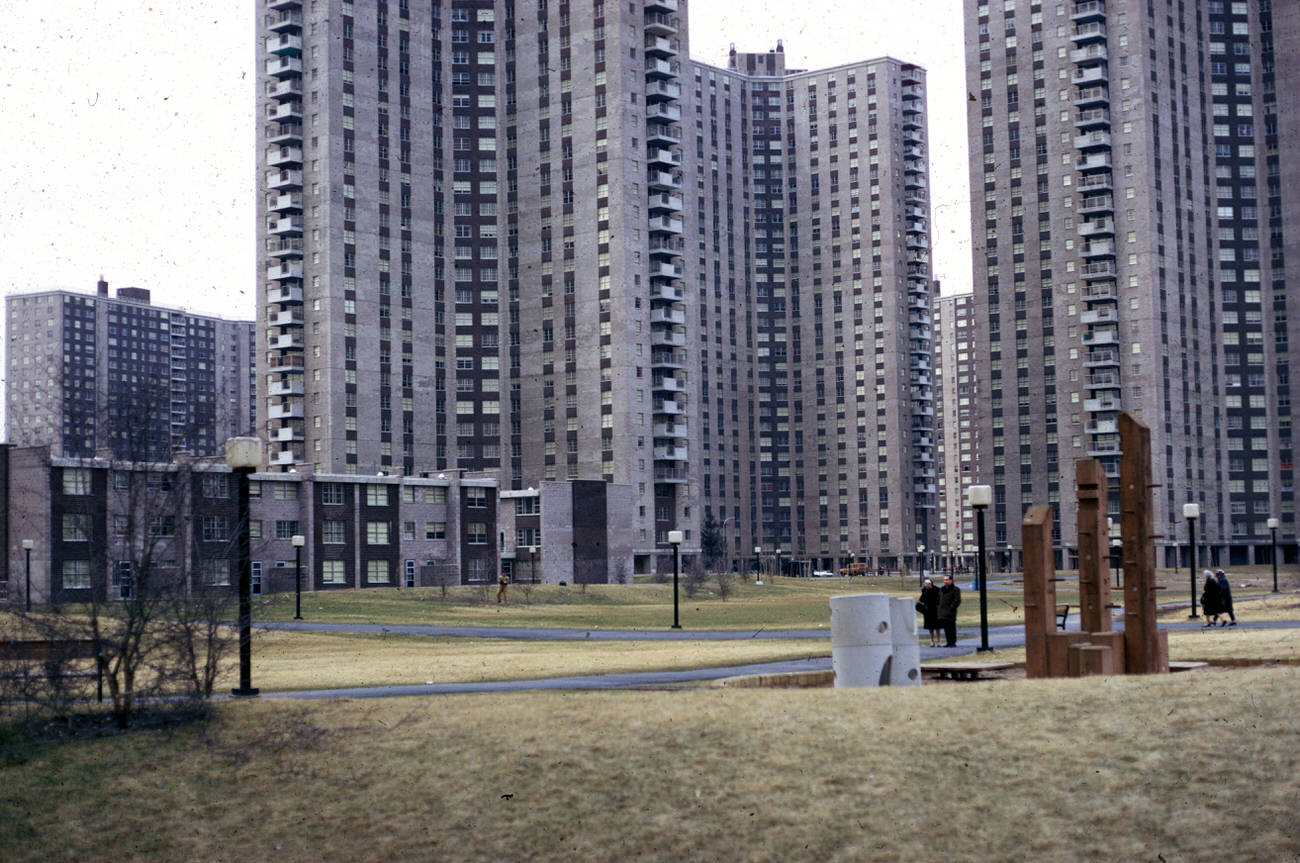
[829,593,893,648]
[832,644,895,688]
[889,596,922,686]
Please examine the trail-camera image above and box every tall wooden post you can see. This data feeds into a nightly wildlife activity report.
[1119,412,1165,673]
[1075,459,1112,633]
[1022,505,1056,678]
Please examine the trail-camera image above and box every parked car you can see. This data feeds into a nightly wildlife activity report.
[813,569,834,578]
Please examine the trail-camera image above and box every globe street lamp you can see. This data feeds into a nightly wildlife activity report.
[21,540,34,613]
[226,436,262,697]
[967,484,992,651]
[1268,517,1279,593]
[754,545,763,585]
[668,530,683,629]
[291,534,305,620]
[1184,502,1200,620]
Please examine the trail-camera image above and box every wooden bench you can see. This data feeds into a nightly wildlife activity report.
[922,661,1015,681]
[0,639,104,701]
[1056,604,1070,630]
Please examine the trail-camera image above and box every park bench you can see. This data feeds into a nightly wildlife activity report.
[1056,603,1070,630]
[922,661,1016,681]
[0,639,104,701]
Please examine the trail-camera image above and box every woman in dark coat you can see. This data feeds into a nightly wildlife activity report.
[918,578,941,647]
[1200,570,1222,627]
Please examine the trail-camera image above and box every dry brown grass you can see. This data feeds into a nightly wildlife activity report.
[3,667,1298,862]
[221,631,830,691]
[1158,591,1300,624]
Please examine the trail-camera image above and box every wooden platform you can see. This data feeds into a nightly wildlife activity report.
[922,661,1016,681]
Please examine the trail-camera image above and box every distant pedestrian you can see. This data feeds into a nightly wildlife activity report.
[497,571,510,605]
[937,574,962,647]
[1200,570,1221,627]
[1216,569,1236,626]
[918,578,941,647]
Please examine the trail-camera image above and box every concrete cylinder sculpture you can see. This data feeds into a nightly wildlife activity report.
[888,596,922,686]
[830,593,895,688]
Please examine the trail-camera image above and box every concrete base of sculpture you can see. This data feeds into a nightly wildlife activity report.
[830,594,921,687]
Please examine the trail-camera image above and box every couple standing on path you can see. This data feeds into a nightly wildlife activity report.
[918,575,962,647]
[1200,569,1237,627]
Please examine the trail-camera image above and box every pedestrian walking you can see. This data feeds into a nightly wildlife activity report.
[1215,569,1237,626]
[937,574,962,647]
[497,570,510,605]
[1200,570,1221,627]
[917,577,941,647]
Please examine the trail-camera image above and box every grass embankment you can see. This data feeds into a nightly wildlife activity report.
[3,668,1298,862]
[251,576,1031,630]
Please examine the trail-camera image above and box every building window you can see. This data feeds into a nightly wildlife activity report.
[112,515,130,537]
[275,520,300,540]
[62,513,92,542]
[201,516,230,542]
[149,515,176,537]
[322,483,346,505]
[367,484,389,506]
[63,468,92,496]
[322,520,347,544]
[274,482,299,500]
[62,559,91,590]
[202,474,230,498]
[367,521,390,544]
[201,559,232,586]
[425,521,446,540]
[467,522,488,544]
[366,559,391,583]
[402,521,416,541]
[322,560,347,584]
[465,487,488,508]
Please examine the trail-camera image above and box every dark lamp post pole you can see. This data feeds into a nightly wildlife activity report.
[227,437,262,697]
[22,539,34,612]
[967,485,992,652]
[292,534,305,620]
[668,530,683,629]
[1184,502,1200,620]
[1268,518,1279,593]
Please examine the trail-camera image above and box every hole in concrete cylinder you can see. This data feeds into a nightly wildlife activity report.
[907,667,919,680]
[877,621,888,634]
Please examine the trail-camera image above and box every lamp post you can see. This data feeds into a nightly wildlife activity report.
[528,545,538,584]
[21,540,34,613]
[1268,517,1279,593]
[292,534,305,620]
[967,485,992,652]
[774,548,782,581]
[1184,502,1200,620]
[226,436,262,697]
[668,530,683,629]
[754,545,763,585]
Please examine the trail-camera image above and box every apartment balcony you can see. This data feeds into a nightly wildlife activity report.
[643,11,679,35]
[652,350,687,370]
[268,100,303,123]
[913,357,932,372]
[908,296,930,311]
[906,218,928,235]
[653,421,687,438]
[268,9,303,31]
[269,309,304,328]
[1074,130,1111,150]
[1085,418,1119,436]
[906,232,926,250]
[265,56,302,78]
[1087,436,1121,456]
[1078,219,1115,238]
[268,192,303,214]
[651,330,686,347]
[904,173,928,190]
[1082,327,1119,346]
[914,483,937,496]
[645,79,682,101]
[269,355,305,373]
[646,102,682,124]
[268,401,304,420]
[1071,65,1108,86]
[1084,396,1121,413]
[269,0,303,10]
[269,333,305,351]
[268,215,304,235]
[645,57,679,78]
[1084,349,1121,367]
[910,372,932,388]
[267,145,302,168]
[650,307,685,326]
[270,425,303,443]
[649,238,683,258]
[1076,152,1112,173]
[268,123,302,145]
[268,77,303,101]
[1080,194,1114,214]
[651,285,683,305]
[1075,108,1111,130]
[268,237,304,258]
[646,122,682,146]
[1086,374,1122,392]
[266,169,303,191]
[650,261,683,281]
[653,398,684,415]
[648,215,684,234]
[1080,307,1117,326]
[266,261,303,281]
[652,375,683,395]
[645,0,679,11]
[647,192,683,213]
[1071,44,1108,64]
[915,464,937,480]
[1078,173,1113,192]
[1073,85,1109,108]
[654,445,689,462]
[1082,240,1116,258]
[268,379,305,397]
[1071,0,1106,22]
[1082,281,1118,300]
[644,35,679,58]
[268,448,301,466]
[653,467,688,483]
[266,33,303,56]
[647,147,681,168]
[1071,21,1107,43]
[648,169,682,190]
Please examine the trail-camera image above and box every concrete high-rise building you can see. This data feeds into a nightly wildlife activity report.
[257,0,934,574]
[964,0,1297,567]
[5,279,255,462]
[934,291,978,570]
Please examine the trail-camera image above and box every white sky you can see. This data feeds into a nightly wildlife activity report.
[0,0,972,323]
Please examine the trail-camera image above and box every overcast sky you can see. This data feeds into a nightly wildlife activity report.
[0,0,971,322]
